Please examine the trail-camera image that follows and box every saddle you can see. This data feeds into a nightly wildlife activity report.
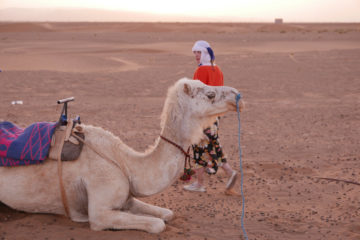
[48,97,85,162]
[48,120,84,161]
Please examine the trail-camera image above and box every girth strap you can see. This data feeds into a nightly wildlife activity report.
[56,121,72,218]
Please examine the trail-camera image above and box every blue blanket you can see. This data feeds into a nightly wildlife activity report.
[0,121,57,166]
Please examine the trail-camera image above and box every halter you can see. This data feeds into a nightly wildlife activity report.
[159,135,194,181]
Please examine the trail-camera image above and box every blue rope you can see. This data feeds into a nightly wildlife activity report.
[236,93,249,240]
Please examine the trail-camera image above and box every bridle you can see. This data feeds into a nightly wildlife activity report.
[159,135,190,158]
[160,135,195,181]
[159,135,194,181]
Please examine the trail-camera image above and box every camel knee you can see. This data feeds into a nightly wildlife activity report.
[88,211,115,231]
[89,218,106,231]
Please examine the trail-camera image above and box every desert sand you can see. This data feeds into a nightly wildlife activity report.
[0,22,359,240]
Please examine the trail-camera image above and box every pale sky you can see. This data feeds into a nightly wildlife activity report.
[1,0,359,22]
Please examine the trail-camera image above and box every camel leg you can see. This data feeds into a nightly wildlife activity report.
[86,172,166,233]
[89,208,166,233]
[125,197,174,221]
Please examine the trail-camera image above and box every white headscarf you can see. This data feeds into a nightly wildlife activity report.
[192,40,215,66]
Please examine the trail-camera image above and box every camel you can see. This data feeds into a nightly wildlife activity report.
[0,78,244,233]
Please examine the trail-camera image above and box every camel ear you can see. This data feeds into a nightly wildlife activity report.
[183,83,192,96]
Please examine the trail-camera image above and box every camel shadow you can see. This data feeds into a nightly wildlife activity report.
[0,201,28,222]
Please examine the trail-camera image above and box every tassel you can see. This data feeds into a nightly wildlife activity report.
[180,147,194,181]
[180,167,195,181]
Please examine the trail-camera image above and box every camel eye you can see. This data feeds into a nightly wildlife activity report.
[206,91,216,100]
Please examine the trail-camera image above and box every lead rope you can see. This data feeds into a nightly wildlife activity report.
[236,93,249,240]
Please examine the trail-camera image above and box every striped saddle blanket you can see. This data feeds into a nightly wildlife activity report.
[0,121,57,166]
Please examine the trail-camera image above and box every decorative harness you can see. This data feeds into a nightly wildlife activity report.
[159,135,195,181]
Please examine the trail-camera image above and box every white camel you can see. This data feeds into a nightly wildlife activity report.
[0,78,243,233]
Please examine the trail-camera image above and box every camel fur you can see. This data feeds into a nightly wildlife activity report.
[0,78,244,233]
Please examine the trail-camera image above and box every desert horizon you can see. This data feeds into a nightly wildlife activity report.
[0,21,359,33]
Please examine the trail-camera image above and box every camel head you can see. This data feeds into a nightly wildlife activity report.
[160,78,244,145]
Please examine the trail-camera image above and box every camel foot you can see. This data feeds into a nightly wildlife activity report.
[161,209,174,222]
[125,197,174,222]
[147,219,166,234]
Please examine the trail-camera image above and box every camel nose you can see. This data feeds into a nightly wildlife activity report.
[236,93,242,101]
[231,88,239,94]
[231,89,240,99]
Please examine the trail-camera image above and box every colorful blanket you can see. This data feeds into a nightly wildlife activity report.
[0,121,57,166]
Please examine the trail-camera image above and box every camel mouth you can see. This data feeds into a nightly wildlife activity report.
[227,98,243,112]
[231,98,244,112]
[226,102,237,111]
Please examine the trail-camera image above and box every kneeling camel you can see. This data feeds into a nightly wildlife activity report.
[0,78,243,233]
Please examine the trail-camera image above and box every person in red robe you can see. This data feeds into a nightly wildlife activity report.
[183,40,238,195]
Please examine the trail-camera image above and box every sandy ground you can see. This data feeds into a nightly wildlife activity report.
[0,22,360,240]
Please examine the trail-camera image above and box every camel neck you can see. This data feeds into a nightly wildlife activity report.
[123,105,194,197]
[125,135,188,197]
[159,135,190,158]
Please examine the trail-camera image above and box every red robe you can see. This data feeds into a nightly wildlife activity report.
[193,65,224,86]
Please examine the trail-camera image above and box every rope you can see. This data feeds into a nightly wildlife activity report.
[236,93,249,240]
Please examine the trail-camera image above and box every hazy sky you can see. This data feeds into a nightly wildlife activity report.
[1,0,360,22]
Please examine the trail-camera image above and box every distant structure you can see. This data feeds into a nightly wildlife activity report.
[274,18,283,24]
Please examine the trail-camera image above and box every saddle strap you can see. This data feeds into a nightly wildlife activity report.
[56,121,72,218]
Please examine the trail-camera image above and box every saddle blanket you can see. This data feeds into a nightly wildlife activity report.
[0,121,57,166]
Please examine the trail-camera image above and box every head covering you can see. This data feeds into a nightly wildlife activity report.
[192,40,215,66]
